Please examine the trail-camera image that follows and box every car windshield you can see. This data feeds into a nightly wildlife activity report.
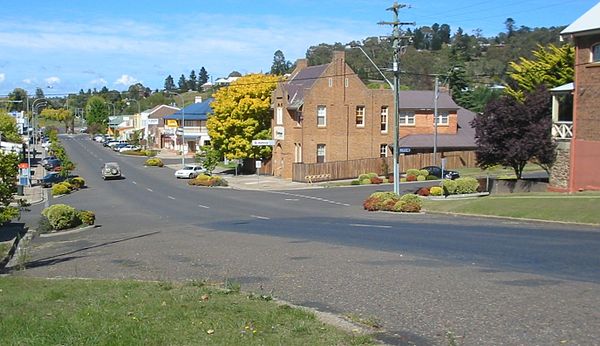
[182,166,197,170]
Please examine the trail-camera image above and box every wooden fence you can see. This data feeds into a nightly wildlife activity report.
[292,151,477,182]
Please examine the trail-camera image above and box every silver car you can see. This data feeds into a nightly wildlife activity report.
[102,162,121,180]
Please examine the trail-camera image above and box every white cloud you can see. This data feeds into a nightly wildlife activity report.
[90,78,107,86]
[0,73,5,83]
[22,78,33,84]
[45,76,61,85]
[114,74,138,86]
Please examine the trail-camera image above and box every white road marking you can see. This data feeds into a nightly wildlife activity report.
[198,204,210,209]
[267,191,350,206]
[147,188,153,192]
[250,215,270,220]
[132,181,137,185]
[349,223,392,229]
[168,196,176,200]
[285,198,299,201]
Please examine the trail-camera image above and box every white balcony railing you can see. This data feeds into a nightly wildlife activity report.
[552,121,573,140]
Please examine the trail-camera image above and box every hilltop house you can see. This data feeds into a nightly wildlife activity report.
[551,2,600,191]
[270,51,476,180]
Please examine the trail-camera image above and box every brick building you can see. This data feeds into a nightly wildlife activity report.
[556,3,600,191]
[270,51,475,180]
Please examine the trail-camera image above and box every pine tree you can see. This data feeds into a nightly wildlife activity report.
[188,70,197,91]
[178,74,187,91]
[198,67,209,86]
[164,75,175,91]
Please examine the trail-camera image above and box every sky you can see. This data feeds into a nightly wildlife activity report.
[0,0,597,96]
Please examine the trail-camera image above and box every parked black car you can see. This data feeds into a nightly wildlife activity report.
[41,172,65,187]
[43,158,62,171]
[421,166,460,180]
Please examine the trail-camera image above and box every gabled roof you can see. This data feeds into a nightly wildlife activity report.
[561,2,600,36]
[397,91,459,110]
[398,108,476,149]
[163,98,214,121]
[285,64,329,109]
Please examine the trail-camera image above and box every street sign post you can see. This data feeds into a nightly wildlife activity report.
[251,139,275,146]
[398,147,411,154]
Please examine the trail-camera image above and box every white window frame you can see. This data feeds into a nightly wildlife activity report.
[294,143,302,163]
[317,105,327,127]
[380,144,388,157]
[356,106,365,128]
[345,77,349,88]
[380,106,388,133]
[328,78,333,87]
[317,144,326,163]
[593,43,600,63]
[399,111,415,126]
[436,111,449,125]
[276,106,283,125]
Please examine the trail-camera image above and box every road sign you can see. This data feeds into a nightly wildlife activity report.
[18,163,29,169]
[252,139,275,146]
[398,147,411,153]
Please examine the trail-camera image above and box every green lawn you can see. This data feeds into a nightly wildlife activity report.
[456,163,546,179]
[423,192,600,224]
[0,277,372,345]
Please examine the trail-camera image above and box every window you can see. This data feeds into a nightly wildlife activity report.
[380,144,388,157]
[593,44,600,62]
[345,78,349,88]
[294,143,302,163]
[436,111,449,125]
[355,106,365,127]
[295,111,302,127]
[380,106,388,132]
[276,107,283,125]
[317,105,326,127]
[317,144,326,163]
[399,111,415,126]
[328,78,333,87]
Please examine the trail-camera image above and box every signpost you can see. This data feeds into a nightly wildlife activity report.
[251,139,275,146]
[398,147,411,154]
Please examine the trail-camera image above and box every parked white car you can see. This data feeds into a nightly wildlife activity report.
[118,145,141,152]
[174,164,206,179]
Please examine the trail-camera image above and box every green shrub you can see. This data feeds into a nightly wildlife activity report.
[441,179,458,195]
[416,175,426,181]
[358,173,370,181]
[426,175,438,180]
[430,186,444,196]
[360,178,372,185]
[370,191,399,200]
[51,183,70,196]
[188,175,228,187]
[144,150,158,157]
[382,178,389,184]
[367,172,378,179]
[78,210,95,225]
[455,177,480,194]
[406,169,420,176]
[68,177,85,189]
[37,215,53,234]
[400,193,423,208]
[363,192,400,211]
[401,202,422,213]
[122,150,146,156]
[59,181,74,191]
[145,158,164,167]
[393,201,405,212]
[400,177,407,182]
[419,169,430,177]
[350,180,360,185]
[42,204,81,230]
[381,198,399,211]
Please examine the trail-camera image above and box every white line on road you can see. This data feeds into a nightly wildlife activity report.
[132,181,137,185]
[250,215,270,220]
[285,198,299,201]
[267,191,350,206]
[198,204,210,209]
[147,188,153,192]
[168,196,176,200]
[349,223,392,229]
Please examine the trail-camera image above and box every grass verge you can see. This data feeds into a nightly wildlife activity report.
[423,192,600,224]
[0,276,373,345]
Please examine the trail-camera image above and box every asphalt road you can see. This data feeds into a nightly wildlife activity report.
[17,134,600,346]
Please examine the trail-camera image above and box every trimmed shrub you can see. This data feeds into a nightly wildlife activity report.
[58,181,74,191]
[441,179,458,195]
[455,177,480,194]
[381,198,399,211]
[370,176,383,184]
[51,183,70,196]
[367,172,378,179]
[393,200,405,212]
[350,180,360,185]
[416,187,430,196]
[68,177,85,189]
[363,197,380,211]
[358,173,370,181]
[37,215,53,234]
[363,191,400,211]
[370,191,399,200]
[416,175,426,181]
[406,174,417,182]
[400,177,407,182]
[426,175,438,180]
[400,193,423,208]
[78,210,95,225]
[360,178,372,185]
[382,178,389,184]
[401,202,422,213]
[189,175,228,187]
[406,169,420,176]
[145,158,164,167]
[419,169,430,177]
[42,204,81,230]
[430,186,444,196]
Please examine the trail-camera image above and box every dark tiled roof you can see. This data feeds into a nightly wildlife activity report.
[163,98,214,121]
[398,108,477,149]
[397,91,458,110]
[286,64,329,105]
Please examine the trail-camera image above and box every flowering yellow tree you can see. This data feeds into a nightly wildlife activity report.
[207,74,279,160]
[40,108,74,133]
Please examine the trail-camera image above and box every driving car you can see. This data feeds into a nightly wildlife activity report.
[421,166,460,180]
[40,172,65,187]
[174,164,206,179]
[101,162,121,180]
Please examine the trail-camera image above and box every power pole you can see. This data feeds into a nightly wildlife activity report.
[379,2,414,194]
[433,74,439,166]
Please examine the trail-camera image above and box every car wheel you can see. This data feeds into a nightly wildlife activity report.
[189,173,194,179]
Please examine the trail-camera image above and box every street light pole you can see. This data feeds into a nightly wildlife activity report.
[433,75,439,166]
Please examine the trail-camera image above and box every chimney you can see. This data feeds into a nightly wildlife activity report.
[332,50,345,63]
[295,58,308,70]
[194,96,203,103]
